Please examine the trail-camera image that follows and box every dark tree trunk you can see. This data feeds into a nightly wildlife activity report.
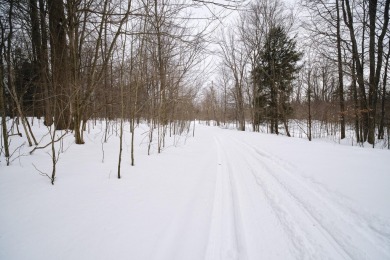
[29,0,43,117]
[351,60,361,142]
[236,83,245,131]
[48,0,71,130]
[0,21,9,158]
[66,0,84,144]
[367,0,378,145]
[307,69,312,141]
[373,0,390,141]
[154,0,167,127]
[378,47,390,139]
[39,0,53,126]
[336,0,345,139]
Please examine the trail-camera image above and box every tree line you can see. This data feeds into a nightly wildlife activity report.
[1,0,389,177]
[198,0,389,147]
[0,0,216,167]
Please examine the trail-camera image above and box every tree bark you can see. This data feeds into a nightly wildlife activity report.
[351,59,361,142]
[48,0,71,130]
[307,68,312,141]
[0,21,9,158]
[336,0,345,139]
[38,0,53,126]
[378,47,390,139]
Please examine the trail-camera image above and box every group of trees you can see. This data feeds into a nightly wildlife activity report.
[198,0,304,135]
[302,0,390,144]
[1,0,389,179]
[0,0,233,182]
[0,0,216,170]
[198,0,390,147]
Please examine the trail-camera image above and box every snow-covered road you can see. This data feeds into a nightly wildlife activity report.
[1,123,390,259]
[206,130,390,259]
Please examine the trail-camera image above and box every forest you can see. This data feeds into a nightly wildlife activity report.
[0,0,389,172]
[1,1,390,258]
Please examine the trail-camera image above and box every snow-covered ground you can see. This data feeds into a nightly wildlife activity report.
[1,120,389,259]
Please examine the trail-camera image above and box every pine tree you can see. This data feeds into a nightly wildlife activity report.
[252,25,302,135]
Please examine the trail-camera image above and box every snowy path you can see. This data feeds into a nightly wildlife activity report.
[205,130,390,259]
[1,123,390,260]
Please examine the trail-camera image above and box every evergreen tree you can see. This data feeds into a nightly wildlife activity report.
[252,25,302,135]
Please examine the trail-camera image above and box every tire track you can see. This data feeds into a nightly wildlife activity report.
[205,137,247,260]
[206,135,310,259]
[231,136,390,259]
[228,138,347,259]
[245,140,390,250]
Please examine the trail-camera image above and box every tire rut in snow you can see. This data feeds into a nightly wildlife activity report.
[206,135,298,260]
[204,137,248,260]
[231,137,390,260]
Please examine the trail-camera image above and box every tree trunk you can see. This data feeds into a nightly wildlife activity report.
[351,59,361,142]
[336,0,345,139]
[0,25,9,157]
[378,47,390,139]
[29,0,43,117]
[373,0,390,142]
[39,0,53,126]
[48,0,71,130]
[307,69,312,141]
[342,0,369,142]
[154,0,167,127]
[367,0,378,145]
[236,82,245,131]
[283,118,291,137]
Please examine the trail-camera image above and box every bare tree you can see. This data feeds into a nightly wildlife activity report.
[218,27,248,131]
[48,0,70,130]
[0,19,9,158]
[336,0,346,139]
[342,0,390,145]
[378,46,390,140]
[3,1,38,147]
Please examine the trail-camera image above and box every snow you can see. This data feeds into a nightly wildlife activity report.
[1,120,390,259]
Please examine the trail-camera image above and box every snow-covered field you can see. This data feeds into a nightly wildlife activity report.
[1,120,390,259]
